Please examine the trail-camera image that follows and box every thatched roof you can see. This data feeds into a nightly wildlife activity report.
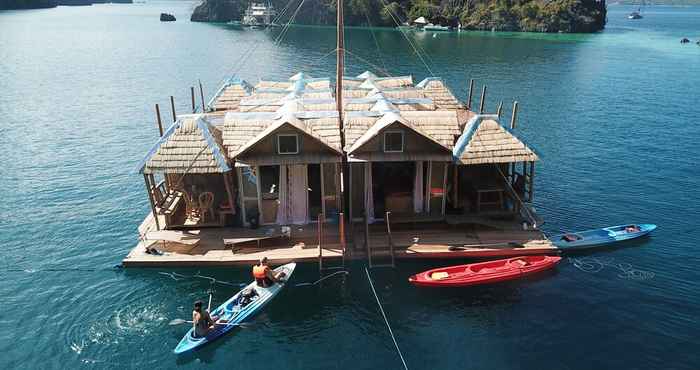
[453,115,538,165]
[208,77,252,112]
[417,77,463,110]
[138,115,230,174]
[344,111,455,154]
[222,113,342,162]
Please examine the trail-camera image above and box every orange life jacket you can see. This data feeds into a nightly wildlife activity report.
[253,264,269,279]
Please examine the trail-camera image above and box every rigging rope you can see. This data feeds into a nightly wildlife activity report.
[364,267,409,370]
[375,0,435,77]
[362,8,389,75]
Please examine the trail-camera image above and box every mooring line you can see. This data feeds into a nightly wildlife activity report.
[295,270,348,287]
[364,267,409,370]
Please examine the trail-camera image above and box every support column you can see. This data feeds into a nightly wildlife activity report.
[144,174,161,231]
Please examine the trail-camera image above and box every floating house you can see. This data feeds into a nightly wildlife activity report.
[124,71,554,267]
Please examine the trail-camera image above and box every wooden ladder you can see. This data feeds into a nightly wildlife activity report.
[366,211,396,269]
[318,213,347,276]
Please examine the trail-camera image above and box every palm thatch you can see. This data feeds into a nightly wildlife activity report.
[138,115,230,174]
[455,118,538,165]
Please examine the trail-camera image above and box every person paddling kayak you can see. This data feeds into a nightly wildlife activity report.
[252,257,286,287]
[192,300,217,337]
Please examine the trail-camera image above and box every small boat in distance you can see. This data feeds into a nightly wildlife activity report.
[629,8,643,19]
[551,224,657,251]
[242,1,277,28]
[173,263,296,354]
[408,256,561,287]
[423,23,451,32]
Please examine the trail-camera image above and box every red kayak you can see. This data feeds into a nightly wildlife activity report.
[408,255,561,287]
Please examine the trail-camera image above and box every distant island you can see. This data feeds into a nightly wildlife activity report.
[0,0,132,9]
[1,0,57,9]
[192,0,607,33]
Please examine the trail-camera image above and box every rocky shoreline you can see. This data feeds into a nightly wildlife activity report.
[191,0,607,33]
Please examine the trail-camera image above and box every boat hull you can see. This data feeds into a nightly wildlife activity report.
[173,262,296,354]
[408,255,561,287]
[551,224,656,251]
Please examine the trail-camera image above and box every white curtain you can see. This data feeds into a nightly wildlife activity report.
[364,162,375,223]
[413,161,424,213]
[276,165,288,224]
[288,164,308,224]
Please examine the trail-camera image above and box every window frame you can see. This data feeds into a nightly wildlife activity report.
[383,130,404,153]
[277,134,300,155]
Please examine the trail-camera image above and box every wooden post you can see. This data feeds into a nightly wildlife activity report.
[144,174,161,231]
[529,162,535,202]
[466,78,474,110]
[478,85,486,114]
[191,87,196,113]
[318,213,324,274]
[222,172,236,222]
[155,104,164,136]
[497,101,503,118]
[339,212,346,265]
[452,164,459,208]
[364,211,372,267]
[510,101,519,129]
[199,80,206,113]
[170,96,176,122]
[385,211,395,268]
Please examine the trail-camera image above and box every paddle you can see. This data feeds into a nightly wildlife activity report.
[168,318,248,327]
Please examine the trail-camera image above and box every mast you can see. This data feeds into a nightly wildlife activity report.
[336,0,350,216]
[335,0,345,145]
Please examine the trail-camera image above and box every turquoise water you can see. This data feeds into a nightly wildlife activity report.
[1,2,700,369]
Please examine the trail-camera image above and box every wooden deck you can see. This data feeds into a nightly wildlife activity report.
[123,213,557,267]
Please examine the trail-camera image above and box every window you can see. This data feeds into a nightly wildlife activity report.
[278,134,299,154]
[384,131,404,153]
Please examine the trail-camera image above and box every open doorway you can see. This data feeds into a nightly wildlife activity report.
[372,162,415,217]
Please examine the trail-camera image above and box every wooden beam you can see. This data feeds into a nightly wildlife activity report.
[155,104,163,136]
[144,174,161,231]
[318,213,324,274]
[466,78,474,110]
[510,101,519,129]
[529,161,535,202]
[497,101,503,118]
[199,80,206,113]
[478,85,486,114]
[170,96,176,122]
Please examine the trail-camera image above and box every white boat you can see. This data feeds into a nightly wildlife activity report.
[423,23,451,32]
[243,1,277,28]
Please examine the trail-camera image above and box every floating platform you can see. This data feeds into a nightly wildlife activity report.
[122,214,557,267]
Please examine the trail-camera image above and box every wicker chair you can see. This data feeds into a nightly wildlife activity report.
[198,192,215,222]
[181,190,199,222]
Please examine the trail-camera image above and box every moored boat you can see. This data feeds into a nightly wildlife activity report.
[550,224,656,251]
[408,255,561,287]
[173,262,296,354]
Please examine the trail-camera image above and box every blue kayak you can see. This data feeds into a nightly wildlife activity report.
[551,224,657,250]
[173,262,296,354]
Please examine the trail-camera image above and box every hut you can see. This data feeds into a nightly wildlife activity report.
[137,115,236,229]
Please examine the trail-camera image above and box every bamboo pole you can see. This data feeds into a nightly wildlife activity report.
[222,172,236,221]
[510,101,519,129]
[478,85,486,113]
[144,174,161,231]
[155,104,163,136]
[191,87,196,113]
[170,96,176,122]
[199,80,206,113]
[466,78,474,110]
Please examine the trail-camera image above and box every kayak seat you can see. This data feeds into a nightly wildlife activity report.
[514,259,529,267]
[431,272,449,280]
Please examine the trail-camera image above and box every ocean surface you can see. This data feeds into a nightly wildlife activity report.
[1,2,699,369]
